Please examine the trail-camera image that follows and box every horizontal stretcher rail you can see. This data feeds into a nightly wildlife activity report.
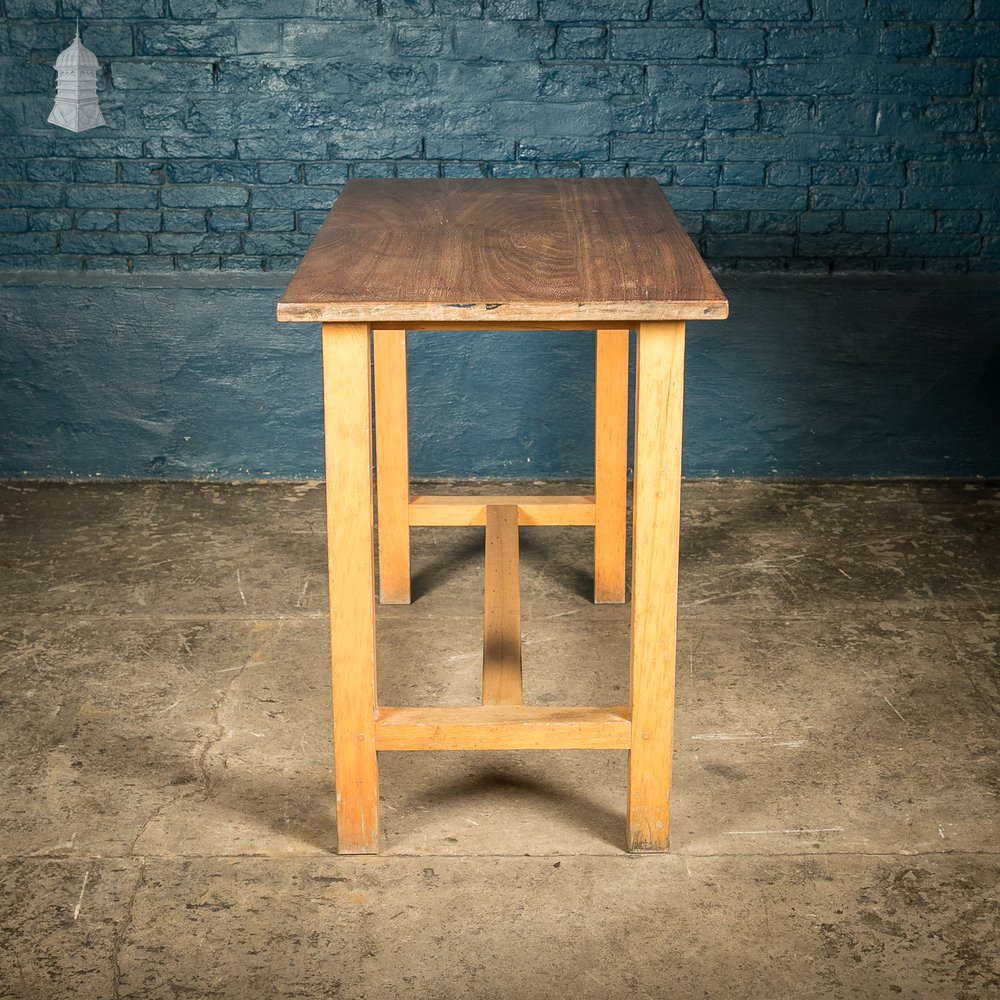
[408,494,596,527]
[375,705,631,751]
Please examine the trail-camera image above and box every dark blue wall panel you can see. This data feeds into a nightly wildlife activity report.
[3,2,999,479]
[1,274,997,480]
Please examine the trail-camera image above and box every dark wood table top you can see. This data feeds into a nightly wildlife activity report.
[277,178,728,325]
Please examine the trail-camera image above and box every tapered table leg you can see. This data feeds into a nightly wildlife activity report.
[322,322,380,854]
[627,320,685,852]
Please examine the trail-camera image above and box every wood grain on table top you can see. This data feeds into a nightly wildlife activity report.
[277,178,728,324]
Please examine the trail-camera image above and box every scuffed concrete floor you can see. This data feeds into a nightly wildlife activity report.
[0,479,997,999]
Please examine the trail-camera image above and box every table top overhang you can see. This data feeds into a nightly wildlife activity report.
[277,178,728,325]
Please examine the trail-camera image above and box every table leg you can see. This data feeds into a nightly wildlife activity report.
[594,328,629,604]
[374,327,411,605]
[627,320,684,852]
[322,322,380,854]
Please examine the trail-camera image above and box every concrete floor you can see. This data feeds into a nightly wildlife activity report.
[0,479,997,999]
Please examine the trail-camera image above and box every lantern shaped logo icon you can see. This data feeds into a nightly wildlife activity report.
[48,26,105,133]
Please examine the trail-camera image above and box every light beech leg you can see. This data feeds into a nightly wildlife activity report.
[627,321,685,852]
[594,327,630,604]
[374,327,411,605]
[323,322,379,854]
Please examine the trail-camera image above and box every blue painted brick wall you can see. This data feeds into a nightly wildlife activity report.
[0,1,997,274]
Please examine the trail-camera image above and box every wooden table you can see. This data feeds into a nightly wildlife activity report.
[278,178,728,853]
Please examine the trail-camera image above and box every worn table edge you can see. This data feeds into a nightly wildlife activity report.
[275,298,730,324]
